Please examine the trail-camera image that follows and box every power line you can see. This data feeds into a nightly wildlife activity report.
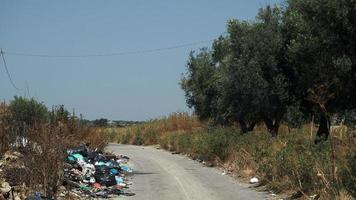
[0,49,22,91]
[2,39,214,58]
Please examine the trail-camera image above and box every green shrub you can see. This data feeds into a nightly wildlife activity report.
[132,128,144,145]
[275,143,318,192]
[176,134,192,153]
[8,96,48,126]
[171,128,239,161]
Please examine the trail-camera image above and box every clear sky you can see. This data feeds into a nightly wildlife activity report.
[1,0,282,121]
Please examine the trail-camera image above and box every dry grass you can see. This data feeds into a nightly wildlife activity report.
[111,112,356,199]
[336,190,354,200]
[0,102,10,155]
[113,112,203,145]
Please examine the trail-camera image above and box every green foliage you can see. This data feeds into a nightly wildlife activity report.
[180,49,219,121]
[223,6,289,133]
[181,1,356,138]
[181,6,291,135]
[283,104,307,128]
[281,0,356,141]
[8,96,48,126]
[285,0,356,110]
[195,128,239,160]
[175,133,192,152]
[275,142,325,192]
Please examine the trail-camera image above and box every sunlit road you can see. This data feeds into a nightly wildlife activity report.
[107,144,267,200]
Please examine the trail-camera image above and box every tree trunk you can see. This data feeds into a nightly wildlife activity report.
[264,118,280,137]
[247,121,256,132]
[315,113,330,143]
[239,119,256,133]
[239,119,248,133]
[273,119,280,137]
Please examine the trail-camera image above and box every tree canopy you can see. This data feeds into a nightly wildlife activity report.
[181,0,356,141]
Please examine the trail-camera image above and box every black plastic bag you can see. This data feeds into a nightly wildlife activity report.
[94,174,117,186]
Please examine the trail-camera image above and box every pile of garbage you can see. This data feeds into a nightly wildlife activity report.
[63,144,134,199]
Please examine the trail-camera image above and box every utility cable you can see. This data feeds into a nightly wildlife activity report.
[2,39,214,58]
[0,49,21,91]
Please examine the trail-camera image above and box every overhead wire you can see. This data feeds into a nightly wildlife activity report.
[2,39,214,58]
[0,38,219,92]
[0,49,22,91]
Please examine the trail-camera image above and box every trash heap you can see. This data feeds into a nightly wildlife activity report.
[63,144,134,199]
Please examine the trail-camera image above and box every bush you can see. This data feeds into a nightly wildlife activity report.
[274,143,324,192]
[8,96,48,126]
[176,133,192,153]
[190,128,238,161]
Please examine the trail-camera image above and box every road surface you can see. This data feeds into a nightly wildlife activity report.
[107,144,268,200]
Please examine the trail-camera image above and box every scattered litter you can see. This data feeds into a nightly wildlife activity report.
[221,170,231,176]
[0,182,10,192]
[289,191,303,199]
[25,192,54,200]
[63,144,135,198]
[310,194,320,199]
[0,181,11,196]
[249,177,259,184]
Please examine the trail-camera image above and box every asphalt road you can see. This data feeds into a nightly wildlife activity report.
[107,144,268,200]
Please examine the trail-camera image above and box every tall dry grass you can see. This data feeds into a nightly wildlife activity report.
[113,112,203,145]
[112,112,356,199]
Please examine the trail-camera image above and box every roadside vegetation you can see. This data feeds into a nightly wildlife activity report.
[113,113,355,199]
[0,96,108,198]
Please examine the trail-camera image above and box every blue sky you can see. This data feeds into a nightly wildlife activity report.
[0,0,282,120]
